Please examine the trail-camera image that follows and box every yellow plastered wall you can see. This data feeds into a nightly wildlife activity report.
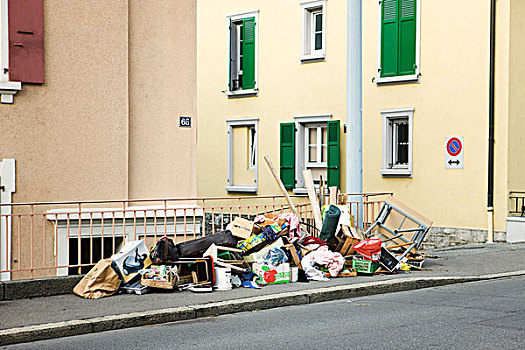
[197,0,347,197]
[508,0,525,205]
[362,0,510,231]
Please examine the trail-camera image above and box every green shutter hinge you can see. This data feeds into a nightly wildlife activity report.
[413,64,418,69]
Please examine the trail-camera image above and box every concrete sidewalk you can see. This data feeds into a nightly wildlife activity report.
[1,242,525,345]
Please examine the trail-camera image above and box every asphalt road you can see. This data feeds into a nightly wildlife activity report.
[5,275,525,350]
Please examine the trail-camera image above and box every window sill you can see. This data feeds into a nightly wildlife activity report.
[227,89,258,98]
[375,74,419,85]
[300,54,326,63]
[0,81,22,104]
[380,168,412,177]
[293,188,308,195]
[226,185,258,194]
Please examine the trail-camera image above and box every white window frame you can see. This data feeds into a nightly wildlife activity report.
[226,10,259,98]
[293,114,332,193]
[381,108,414,177]
[375,0,421,84]
[300,0,326,62]
[0,0,21,104]
[305,123,327,168]
[226,118,258,193]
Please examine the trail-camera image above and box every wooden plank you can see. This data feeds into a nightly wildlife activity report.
[329,187,338,205]
[264,156,300,218]
[320,176,325,207]
[302,169,323,231]
[385,241,414,250]
[339,237,354,256]
[341,225,354,237]
[283,243,301,267]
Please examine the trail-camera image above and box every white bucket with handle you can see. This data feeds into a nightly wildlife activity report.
[213,267,232,291]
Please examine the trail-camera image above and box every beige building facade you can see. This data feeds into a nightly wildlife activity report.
[0,0,197,203]
[0,0,197,280]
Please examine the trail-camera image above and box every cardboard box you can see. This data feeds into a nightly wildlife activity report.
[110,240,152,283]
[141,272,176,289]
[230,217,254,239]
[253,263,290,285]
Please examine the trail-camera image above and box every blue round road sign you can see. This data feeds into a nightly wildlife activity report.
[447,137,462,156]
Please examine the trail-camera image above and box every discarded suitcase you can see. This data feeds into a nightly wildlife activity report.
[177,231,237,258]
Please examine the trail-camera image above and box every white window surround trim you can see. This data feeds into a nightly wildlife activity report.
[375,0,421,85]
[46,205,203,277]
[381,108,414,177]
[226,10,259,97]
[227,89,258,98]
[226,118,259,193]
[300,0,327,63]
[0,0,21,104]
[293,114,332,193]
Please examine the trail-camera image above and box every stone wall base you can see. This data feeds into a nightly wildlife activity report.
[421,227,506,250]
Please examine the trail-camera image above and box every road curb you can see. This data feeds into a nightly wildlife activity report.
[2,270,525,346]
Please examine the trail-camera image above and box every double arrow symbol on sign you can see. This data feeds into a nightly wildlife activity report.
[448,160,460,165]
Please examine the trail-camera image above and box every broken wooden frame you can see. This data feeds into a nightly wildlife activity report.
[364,196,433,271]
[174,257,215,288]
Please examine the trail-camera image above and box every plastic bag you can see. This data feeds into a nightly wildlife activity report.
[352,238,382,261]
[260,247,288,267]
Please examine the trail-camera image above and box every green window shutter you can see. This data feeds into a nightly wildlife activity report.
[327,120,340,188]
[380,0,399,78]
[242,17,255,90]
[398,0,416,76]
[280,123,295,190]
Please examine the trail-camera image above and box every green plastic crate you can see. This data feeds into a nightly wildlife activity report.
[352,259,379,274]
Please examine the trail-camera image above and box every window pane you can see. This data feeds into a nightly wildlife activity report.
[314,33,322,51]
[249,128,256,167]
[397,122,408,143]
[396,144,408,164]
[309,127,317,144]
[395,121,409,165]
[321,127,327,162]
[315,13,322,32]
[309,146,317,162]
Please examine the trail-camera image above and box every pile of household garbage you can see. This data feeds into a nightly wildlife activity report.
[73,195,432,299]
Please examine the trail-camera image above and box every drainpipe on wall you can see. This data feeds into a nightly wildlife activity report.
[487,0,496,243]
[347,0,363,226]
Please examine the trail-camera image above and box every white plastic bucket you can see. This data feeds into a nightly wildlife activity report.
[213,267,232,291]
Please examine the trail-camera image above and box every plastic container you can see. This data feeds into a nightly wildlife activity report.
[213,267,232,291]
[352,259,379,274]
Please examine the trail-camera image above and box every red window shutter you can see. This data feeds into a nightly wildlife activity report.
[8,0,44,83]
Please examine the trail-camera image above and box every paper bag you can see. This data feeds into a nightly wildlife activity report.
[73,259,121,299]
